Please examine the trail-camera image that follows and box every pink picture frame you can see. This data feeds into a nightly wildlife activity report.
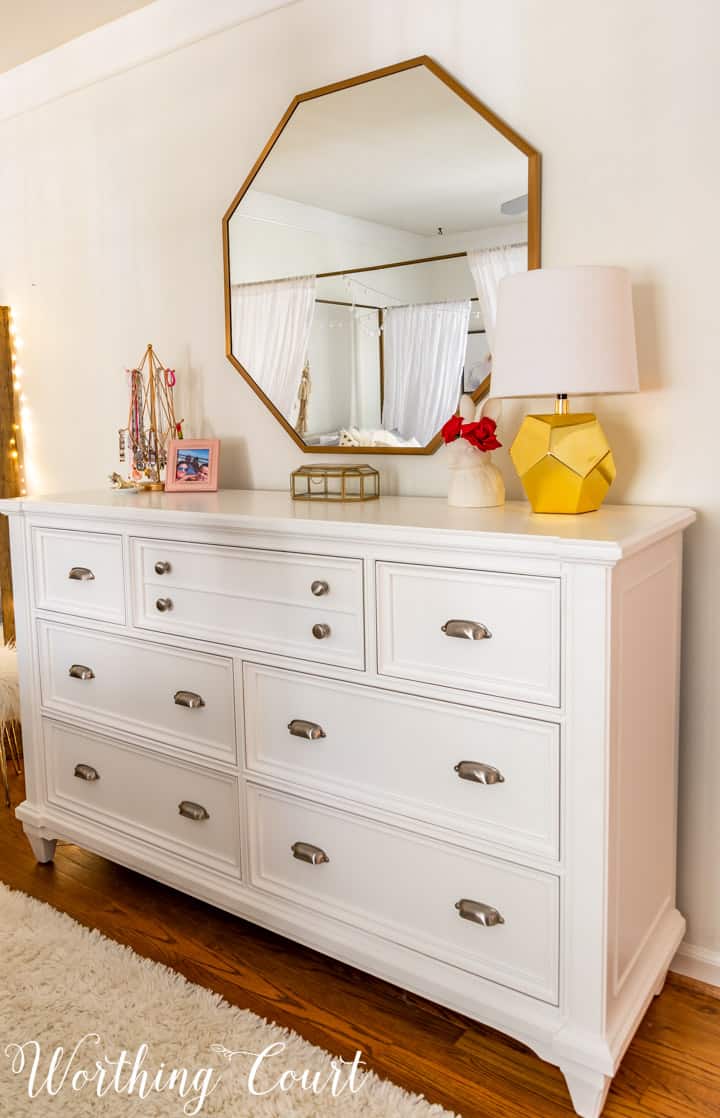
[164,439,220,492]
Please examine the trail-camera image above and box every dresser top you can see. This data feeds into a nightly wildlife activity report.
[0,489,694,562]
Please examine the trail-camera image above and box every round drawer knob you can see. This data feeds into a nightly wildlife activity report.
[312,623,331,640]
[154,560,172,575]
[311,580,329,597]
[155,597,173,613]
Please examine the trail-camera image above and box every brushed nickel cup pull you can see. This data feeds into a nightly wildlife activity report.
[454,761,505,785]
[311,580,329,597]
[154,560,172,575]
[68,567,95,581]
[288,719,326,740]
[291,841,330,865]
[74,763,99,782]
[312,623,331,640]
[174,690,205,710]
[455,899,505,927]
[441,619,492,640]
[155,597,173,612]
[69,664,95,681]
[178,800,210,821]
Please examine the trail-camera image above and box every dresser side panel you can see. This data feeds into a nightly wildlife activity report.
[605,533,685,1041]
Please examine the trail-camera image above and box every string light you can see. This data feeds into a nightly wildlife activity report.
[317,277,486,333]
[6,307,34,497]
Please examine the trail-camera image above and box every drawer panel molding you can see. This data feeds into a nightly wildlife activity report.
[132,538,365,670]
[45,719,241,873]
[244,663,560,860]
[377,562,561,706]
[248,784,559,1004]
[33,528,125,623]
[38,621,236,763]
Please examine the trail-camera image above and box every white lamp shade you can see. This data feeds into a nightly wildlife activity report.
[490,266,639,399]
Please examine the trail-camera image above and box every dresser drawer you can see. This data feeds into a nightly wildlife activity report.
[38,621,236,763]
[249,785,559,1003]
[377,562,561,706]
[132,539,364,670]
[33,528,125,623]
[244,664,559,860]
[44,720,240,873]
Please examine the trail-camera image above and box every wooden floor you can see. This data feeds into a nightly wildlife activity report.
[0,771,718,1117]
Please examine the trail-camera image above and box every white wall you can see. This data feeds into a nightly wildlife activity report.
[0,0,153,74]
[305,302,356,435]
[0,0,719,967]
[229,189,430,283]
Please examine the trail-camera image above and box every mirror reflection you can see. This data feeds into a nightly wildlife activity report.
[225,58,538,453]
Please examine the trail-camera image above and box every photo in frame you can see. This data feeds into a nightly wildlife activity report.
[164,439,220,492]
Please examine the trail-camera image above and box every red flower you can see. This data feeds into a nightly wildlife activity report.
[441,414,463,443]
[461,417,502,452]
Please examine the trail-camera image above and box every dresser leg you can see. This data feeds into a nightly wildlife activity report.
[25,829,57,864]
[560,1062,612,1118]
[653,969,668,997]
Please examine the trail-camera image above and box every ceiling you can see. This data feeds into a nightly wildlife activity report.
[0,0,154,74]
[251,65,529,236]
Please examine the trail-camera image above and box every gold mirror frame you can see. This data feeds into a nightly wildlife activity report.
[222,55,541,455]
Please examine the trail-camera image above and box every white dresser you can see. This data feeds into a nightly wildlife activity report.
[2,490,694,1118]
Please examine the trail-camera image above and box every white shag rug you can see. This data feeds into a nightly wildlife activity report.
[0,884,459,1116]
[0,643,20,722]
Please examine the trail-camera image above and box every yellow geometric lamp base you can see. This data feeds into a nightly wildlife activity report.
[510,412,616,514]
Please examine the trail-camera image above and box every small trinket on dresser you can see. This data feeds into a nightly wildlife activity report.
[291,464,380,502]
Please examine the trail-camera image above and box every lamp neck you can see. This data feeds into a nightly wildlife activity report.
[555,394,569,415]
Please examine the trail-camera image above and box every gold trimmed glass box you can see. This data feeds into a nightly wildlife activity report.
[291,464,380,502]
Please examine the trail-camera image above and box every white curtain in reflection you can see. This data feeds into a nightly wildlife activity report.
[231,275,316,419]
[466,245,526,347]
[382,300,471,445]
[350,309,382,430]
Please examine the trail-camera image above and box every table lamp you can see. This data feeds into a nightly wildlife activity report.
[491,266,639,514]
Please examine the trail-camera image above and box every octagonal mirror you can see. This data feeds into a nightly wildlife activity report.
[223,56,540,454]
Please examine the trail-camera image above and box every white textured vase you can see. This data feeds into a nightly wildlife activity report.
[447,439,505,509]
